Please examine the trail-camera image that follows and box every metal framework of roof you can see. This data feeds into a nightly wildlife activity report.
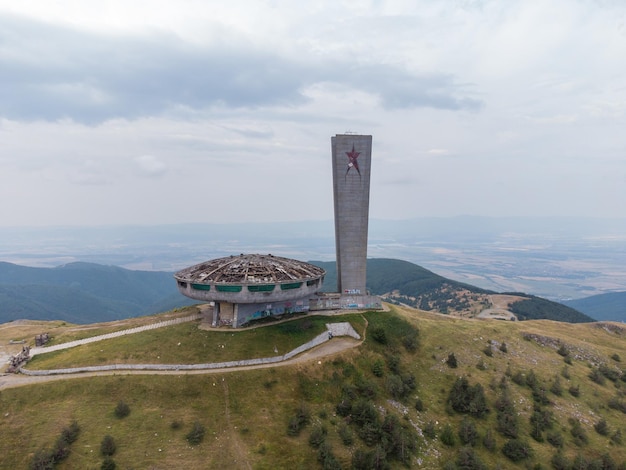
[174,254,325,284]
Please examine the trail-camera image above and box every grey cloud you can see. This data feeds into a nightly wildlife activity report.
[0,14,483,123]
[350,66,483,111]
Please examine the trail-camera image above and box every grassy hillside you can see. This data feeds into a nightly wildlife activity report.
[1,306,625,469]
[315,259,592,323]
[505,294,595,323]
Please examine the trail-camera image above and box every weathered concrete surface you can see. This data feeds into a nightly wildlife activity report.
[332,134,372,295]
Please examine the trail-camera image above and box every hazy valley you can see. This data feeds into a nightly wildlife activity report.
[2,217,626,304]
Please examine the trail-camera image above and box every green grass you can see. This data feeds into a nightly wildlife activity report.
[27,313,366,370]
[2,306,626,469]
[39,307,198,346]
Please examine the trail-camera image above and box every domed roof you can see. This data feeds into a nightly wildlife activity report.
[174,254,325,284]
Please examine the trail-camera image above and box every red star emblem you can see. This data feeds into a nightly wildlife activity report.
[345,144,361,178]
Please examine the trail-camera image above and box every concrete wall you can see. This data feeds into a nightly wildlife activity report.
[332,134,372,294]
[234,297,311,327]
[176,278,323,303]
[309,294,382,311]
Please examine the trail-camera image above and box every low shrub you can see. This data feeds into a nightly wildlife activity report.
[414,398,424,412]
[423,420,436,439]
[287,403,311,436]
[371,327,387,345]
[440,423,456,446]
[501,439,533,462]
[186,422,206,446]
[60,421,81,445]
[589,368,606,385]
[569,419,588,446]
[483,429,496,452]
[338,423,353,446]
[456,446,487,470]
[170,420,183,430]
[594,418,609,436]
[29,420,81,470]
[308,425,327,448]
[546,431,564,448]
[448,377,489,418]
[402,333,419,352]
[550,376,563,396]
[371,358,385,377]
[458,418,479,446]
[446,353,458,369]
[101,457,116,470]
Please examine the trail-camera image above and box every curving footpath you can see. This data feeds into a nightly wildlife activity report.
[20,322,360,376]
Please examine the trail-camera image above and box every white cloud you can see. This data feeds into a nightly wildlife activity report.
[0,0,624,226]
[134,155,167,177]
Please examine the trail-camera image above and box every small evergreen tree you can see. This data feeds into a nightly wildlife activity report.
[550,375,563,396]
[114,401,130,419]
[594,418,609,436]
[483,428,496,452]
[458,418,479,446]
[448,377,489,418]
[308,424,327,448]
[569,419,588,446]
[423,420,437,439]
[446,353,458,368]
[456,446,487,470]
[440,423,456,447]
[101,457,116,470]
[60,420,81,445]
[501,439,533,462]
[100,435,116,457]
[338,423,353,446]
[29,448,54,470]
[546,431,564,448]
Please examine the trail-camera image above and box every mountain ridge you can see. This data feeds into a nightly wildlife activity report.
[0,258,595,324]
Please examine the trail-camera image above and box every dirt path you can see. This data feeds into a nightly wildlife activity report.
[222,378,252,470]
[0,338,360,391]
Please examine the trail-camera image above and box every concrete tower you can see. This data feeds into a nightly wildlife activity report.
[332,134,372,295]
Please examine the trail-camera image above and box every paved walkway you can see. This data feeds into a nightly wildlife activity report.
[19,322,361,376]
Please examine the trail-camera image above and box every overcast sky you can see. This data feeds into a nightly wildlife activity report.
[1,0,625,227]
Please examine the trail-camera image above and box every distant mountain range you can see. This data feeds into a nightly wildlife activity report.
[563,291,626,323]
[0,261,196,323]
[0,258,607,324]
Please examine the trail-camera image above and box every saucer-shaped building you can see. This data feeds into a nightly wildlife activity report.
[174,254,325,327]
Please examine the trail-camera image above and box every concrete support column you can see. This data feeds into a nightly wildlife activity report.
[212,303,219,327]
[233,304,239,327]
